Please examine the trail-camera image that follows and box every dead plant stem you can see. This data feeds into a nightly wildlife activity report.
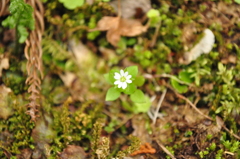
[153,89,167,125]
[176,92,213,121]
[117,0,121,17]
[156,140,176,159]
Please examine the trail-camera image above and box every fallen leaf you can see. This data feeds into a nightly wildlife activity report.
[93,16,120,31]
[109,0,151,19]
[0,85,12,119]
[119,18,148,36]
[91,16,148,46]
[0,55,9,77]
[59,145,87,159]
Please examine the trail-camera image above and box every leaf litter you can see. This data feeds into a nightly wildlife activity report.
[90,16,148,46]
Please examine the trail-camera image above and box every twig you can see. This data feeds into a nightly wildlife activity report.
[156,140,176,159]
[152,89,167,124]
[148,74,240,140]
[150,21,161,48]
[222,125,240,140]
[144,73,193,86]
[175,92,213,121]
[117,0,121,17]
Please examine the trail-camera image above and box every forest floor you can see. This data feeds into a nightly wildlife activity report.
[0,0,240,159]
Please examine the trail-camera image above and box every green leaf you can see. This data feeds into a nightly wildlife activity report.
[133,76,145,87]
[105,87,120,101]
[58,0,84,10]
[179,71,194,84]
[218,63,226,73]
[123,83,136,95]
[147,9,160,18]
[133,96,151,113]
[125,66,138,78]
[170,78,188,93]
[130,90,146,103]
[234,0,240,4]
[17,25,28,43]
[2,0,35,43]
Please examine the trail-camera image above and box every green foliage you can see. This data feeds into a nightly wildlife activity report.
[91,120,110,159]
[105,66,147,104]
[235,0,240,4]
[42,37,78,72]
[2,0,35,43]
[147,9,161,27]
[184,130,193,137]
[219,132,239,158]
[0,94,35,157]
[165,146,175,159]
[116,136,141,158]
[130,90,145,103]
[198,142,217,159]
[105,87,121,101]
[170,70,194,93]
[58,0,84,10]
[91,122,140,158]
[214,63,240,121]
[132,96,152,113]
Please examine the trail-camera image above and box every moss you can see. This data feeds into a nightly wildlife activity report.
[0,94,35,157]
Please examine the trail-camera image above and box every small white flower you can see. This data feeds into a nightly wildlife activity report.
[114,69,132,89]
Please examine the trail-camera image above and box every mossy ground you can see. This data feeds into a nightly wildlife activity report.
[0,0,240,158]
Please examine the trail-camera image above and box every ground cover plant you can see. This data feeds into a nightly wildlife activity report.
[0,0,240,158]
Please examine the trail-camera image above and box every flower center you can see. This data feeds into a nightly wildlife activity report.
[120,76,126,82]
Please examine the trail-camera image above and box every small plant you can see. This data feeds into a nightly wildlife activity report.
[147,9,161,27]
[170,70,194,93]
[214,63,240,121]
[2,0,35,43]
[58,0,84,10]
[104,66,146,103]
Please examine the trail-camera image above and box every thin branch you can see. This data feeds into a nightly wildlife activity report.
[152,89,167,124]
[156,140,176,159]
[222,124,240,140]
[149,21,161,48]
[144,73,193,86]
[117,0,121,17]
[175,92,213,121]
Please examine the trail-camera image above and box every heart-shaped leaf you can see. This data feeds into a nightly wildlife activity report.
[106,87,120,101]
[130,89,145,103]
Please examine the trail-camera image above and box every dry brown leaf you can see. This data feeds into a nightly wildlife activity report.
[59,145,87,159]
[120,18,148,36]
[109,0,151,19]
[0,85,12,120]
[91,16,148,46]
[93,16,120,31]
[0,55,9,77]
[106,28,121,47]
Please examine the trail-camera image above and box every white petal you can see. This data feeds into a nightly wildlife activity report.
[118,82,123,88]
[124,71,128,77]
[126,75,132,80]
[120,70,125,76]
[122,82,127,89]
[114,73,121,79]
[114,80,120,85]
[126,80,132,83]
